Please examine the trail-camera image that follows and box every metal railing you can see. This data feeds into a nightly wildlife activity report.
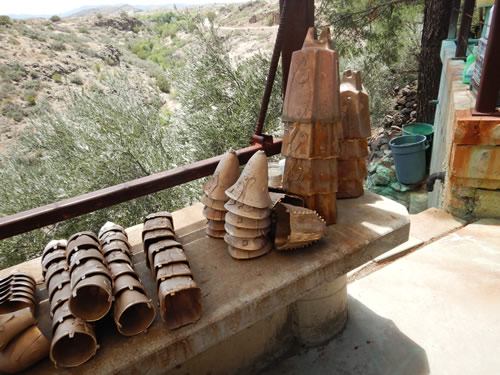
[0,0,313,241]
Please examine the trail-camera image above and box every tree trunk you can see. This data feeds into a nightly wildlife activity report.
[416,0,453,123]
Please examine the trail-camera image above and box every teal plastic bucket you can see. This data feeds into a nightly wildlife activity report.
[390,135,429,184]
[402,123,434,169]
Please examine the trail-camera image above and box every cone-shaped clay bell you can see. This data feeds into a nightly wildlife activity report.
[203,150,240,201]
[225,150,272,209]
[224,223,270,239]
[0,307,35,351]
[0,324,49,374]
[225,211,271,229]
[274,203,327,250]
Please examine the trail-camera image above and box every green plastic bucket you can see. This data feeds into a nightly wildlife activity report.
[390,135,429,184]
[402,123,434,169]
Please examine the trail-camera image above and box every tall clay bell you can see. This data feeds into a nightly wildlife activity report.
[225,150,272,209]
[203,150,240,201]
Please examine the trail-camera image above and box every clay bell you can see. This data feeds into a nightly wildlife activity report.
[337,70,370,199]
[203,150,240,201]
[274,203,327,250]
[0,273,36,315]
[0,307,35,351]
[158,276,202,330]
[0,324,49,373]
[226,150,272,209]
[50,317,97,367]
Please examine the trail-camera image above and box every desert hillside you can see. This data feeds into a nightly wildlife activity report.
[0,0,280,153]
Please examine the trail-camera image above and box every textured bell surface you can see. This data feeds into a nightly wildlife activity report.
[227,241,273,260]
[146,239,184,269]
[108,262,139,280]
[225,211,271,229]
[340,69,371,139]
[281,121,342,159]
[144,211,174,228]
[224,199,271,220]
[338,138,369,159]
[98,222,127,240]
[203,150,240,201]
[224,233,270,251]
[337,180,365,199]
[225,150,272,209]
[224,223,270,239]
[337,158,367,181]
[282,27,341,124]
[269,191,305,209]
[201,193,228,211]
[282,156,338,196]
[156,263,192,289]
[113,274,146,296]
[274,203,327,251]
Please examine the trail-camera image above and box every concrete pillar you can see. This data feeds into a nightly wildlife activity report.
[292,275,347,347]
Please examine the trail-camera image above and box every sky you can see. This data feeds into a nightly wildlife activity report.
[1,1,244,16]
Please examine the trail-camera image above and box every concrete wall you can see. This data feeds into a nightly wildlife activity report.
[429,41,500,219]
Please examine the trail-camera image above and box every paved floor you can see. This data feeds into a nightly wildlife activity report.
[263,217,500,375]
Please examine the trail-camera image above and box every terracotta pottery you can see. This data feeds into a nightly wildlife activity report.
[98,222,128,240]
[146,239,183,269]
[44,261,69,286]
[0,298,35,316]
[224,199,271,220]
[102,241,131,257]
[143,229,177,252]
[104,250,132,265]
[68,248,106,273]
[0,324,49,373]
[153,248,188,277]
[100,232,129,247]
[158,276,202,330]
[69,274,113,322]
[67,231,99,244]
[47,270,70,301]
[0,307,35,351]
[108,262,139,280]
[225,150,272,209]
[207,219,225,231]
[274,203,327,250]
[203,150,240,201]
[227,241,273,260]
[156,263,192,289]
[200,194,227,211]
[50,283,71,317]
[113,289,156,336]
[224,234,270,251]
[70,260,111,290]
[205,228,226,239]
[41,249,67,273]
[225,211,271,229]
[112,274,146,296]
[66,236,101,263]
[224,223,270,239]
[49,317,97,367]
[143,217,174,234]
[202,206,227,221]
[51,301,73,334]
[144,211,174,228]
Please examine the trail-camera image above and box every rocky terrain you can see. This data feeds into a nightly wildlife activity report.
[0,0,280,153]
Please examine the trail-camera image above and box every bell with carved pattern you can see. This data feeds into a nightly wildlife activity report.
[338,69,370,198]
[281,27,342,225]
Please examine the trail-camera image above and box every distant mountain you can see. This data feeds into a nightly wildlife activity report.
[7,3,189,19]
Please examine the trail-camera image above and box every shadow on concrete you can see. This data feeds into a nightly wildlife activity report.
[262,295,430,375]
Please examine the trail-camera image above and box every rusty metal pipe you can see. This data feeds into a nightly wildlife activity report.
[254,0,290,137]
[475,0,500,113]
[456,0,476,57]
[0,140,282,240]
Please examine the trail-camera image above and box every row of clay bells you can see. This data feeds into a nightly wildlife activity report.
[142,212,202,330]
[42,238,98,368]
[0,272,49,374]
[98,222,156,336]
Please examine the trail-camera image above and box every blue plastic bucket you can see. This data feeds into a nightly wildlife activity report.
[389,135,429,184]
[402,123,434,169]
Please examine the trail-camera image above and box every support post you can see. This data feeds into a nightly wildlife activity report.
[456,0,476,57]
[475,0,500,114]
[448,0,462,39]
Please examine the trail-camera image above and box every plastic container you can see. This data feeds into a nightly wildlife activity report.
[402,122,434,169]
[389,135,429,184]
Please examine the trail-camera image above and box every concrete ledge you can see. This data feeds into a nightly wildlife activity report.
[23,192,409,374]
